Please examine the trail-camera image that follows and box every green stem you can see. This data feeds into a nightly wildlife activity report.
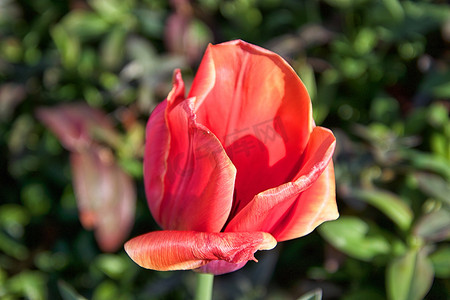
[194,272,214,300]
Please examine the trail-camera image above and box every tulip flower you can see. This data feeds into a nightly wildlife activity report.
[125,40,338,276]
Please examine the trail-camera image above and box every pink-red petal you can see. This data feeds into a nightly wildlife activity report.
[144,71,236,232]
[271,161,338,241]
[71,148,136,252]
[124,231,276,272]
[36,103,116,152]
[225,126,337,241]
[196,260,248,275]
[188,40,315,216]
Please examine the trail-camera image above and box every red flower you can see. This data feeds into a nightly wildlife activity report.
[125,40,338,275]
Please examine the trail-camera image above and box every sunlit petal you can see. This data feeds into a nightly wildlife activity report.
[188,40,315,216]
[225,127,337,241]
[124,231,276,272]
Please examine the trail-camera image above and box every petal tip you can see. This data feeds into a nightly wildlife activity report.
[260,232,277,251]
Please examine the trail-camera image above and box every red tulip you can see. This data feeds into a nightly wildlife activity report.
[125,40,338,275]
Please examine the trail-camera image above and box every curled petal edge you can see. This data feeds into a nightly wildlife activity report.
[124,231,276,273]
[145,70,236,232]
[225,126,337,240]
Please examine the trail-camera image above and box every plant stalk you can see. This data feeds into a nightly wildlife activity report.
[194,272,214,300]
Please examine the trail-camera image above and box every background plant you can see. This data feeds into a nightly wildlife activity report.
[0,0,448,299]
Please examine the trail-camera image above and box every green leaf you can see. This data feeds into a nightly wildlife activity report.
[429,246,450,278]
[297,289,322,300]
[95,254,129,280]
[100,26,127,70]
[0,204,30,230]
[415,172,450,205]
[386,248,434,300]
[88,0,130,23]
[353,189,413,231]
[8,271,48,300]
[61,11,110,41]
[313,69,338,125]
[92,281,119,300]
[58,280,87,300]
[354,27,378,55]
[382,0,404,21]
[319,216,391,261]
[343,288,385,300]
[413,209,450,242]
[401,149,450,180]
[296,60,317,104]
[370,95,400,124]
[50,25,80,69]
[430,132,450,161]
[427,102,450,128]
[0,232,29,260]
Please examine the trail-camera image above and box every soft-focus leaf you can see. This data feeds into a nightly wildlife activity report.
[413,209,450,242]
[71,149,136,252]
[430,132,450,161]
[354,27,378,54]
[313,69,338,125]
[8,271,47,300]
[95,254,129,279]
[319,216,391,261]
[370,95,400,124]
[428,103,449,128]
[386,248,434,300]
[58,280,87,300]
[0,231,29,260]
[100,26,127,70]
[420,72,450,100]
[352,189,413,231]
[0,83,26,121]
[429,246,450,278]
[415,172,450,205]
[404,2,450,24]
[89,0,130,22]
[343,288,385,300]
[50,24,80,69]
[0,204,29,231]
[21,183,51,216]
[92,281,119,300]
[296,59,317,108]
[35,251,69,272]
[297,289,322,300]
[382,0,404,21]
[36,103,117,152]
[61,11,110,41]
[402,149,450,180]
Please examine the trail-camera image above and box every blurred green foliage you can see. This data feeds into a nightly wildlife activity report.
[1,0,449,299]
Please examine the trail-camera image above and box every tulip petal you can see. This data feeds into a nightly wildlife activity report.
[196,260,248,275]
[225,126,338,241]
[272,161,338,241]
[144,71,236,232]
[188,40,315,215]
[124,231,276,273]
